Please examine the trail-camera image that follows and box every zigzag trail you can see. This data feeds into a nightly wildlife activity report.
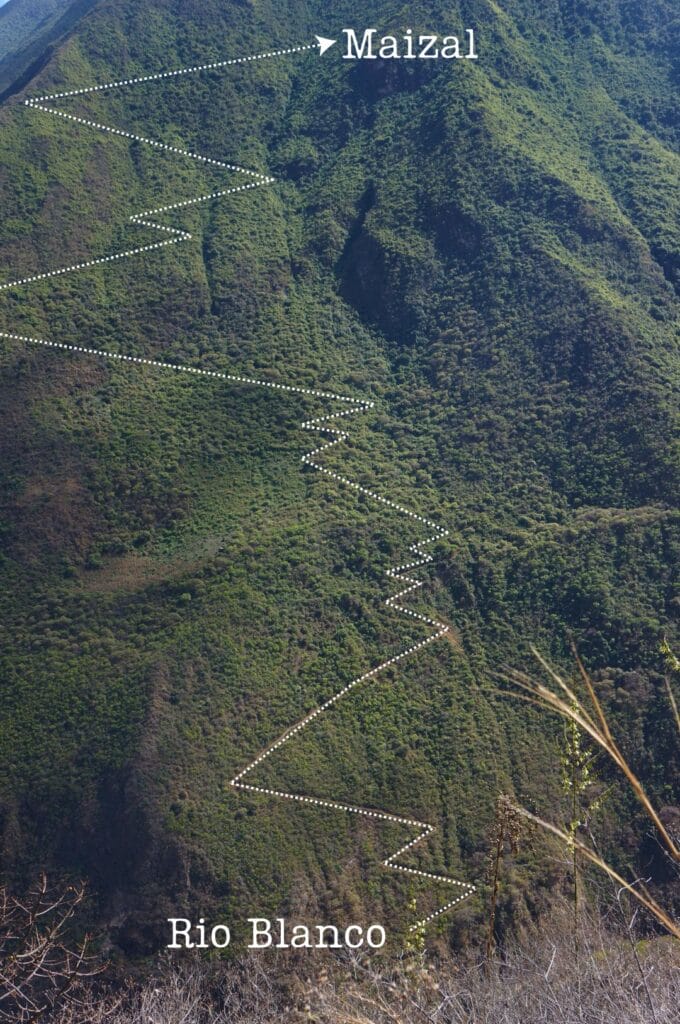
[0,40,475,931]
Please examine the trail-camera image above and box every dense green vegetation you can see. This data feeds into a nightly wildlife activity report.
[0,0,677,952]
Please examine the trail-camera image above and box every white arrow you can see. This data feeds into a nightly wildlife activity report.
[316,36,337,56]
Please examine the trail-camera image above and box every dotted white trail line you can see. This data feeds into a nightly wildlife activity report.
[0,41,475,931]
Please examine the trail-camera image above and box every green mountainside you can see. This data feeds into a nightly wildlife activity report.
[0,0,678,952]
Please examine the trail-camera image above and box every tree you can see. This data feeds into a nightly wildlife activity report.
[0,875,105,1023]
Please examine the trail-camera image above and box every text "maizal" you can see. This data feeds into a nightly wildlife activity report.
[343,29,478,61]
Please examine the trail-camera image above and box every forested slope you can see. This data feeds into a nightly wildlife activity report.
[0,0,677,951]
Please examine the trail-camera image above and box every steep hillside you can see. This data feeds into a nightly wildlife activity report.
[0,0,97,97]
[0,0,678,951]
[0,0,70,58]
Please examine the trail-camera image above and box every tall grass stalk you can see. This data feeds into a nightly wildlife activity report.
[498,645,679,940]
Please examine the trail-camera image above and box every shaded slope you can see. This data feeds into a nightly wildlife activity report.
[0,0,99,98]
